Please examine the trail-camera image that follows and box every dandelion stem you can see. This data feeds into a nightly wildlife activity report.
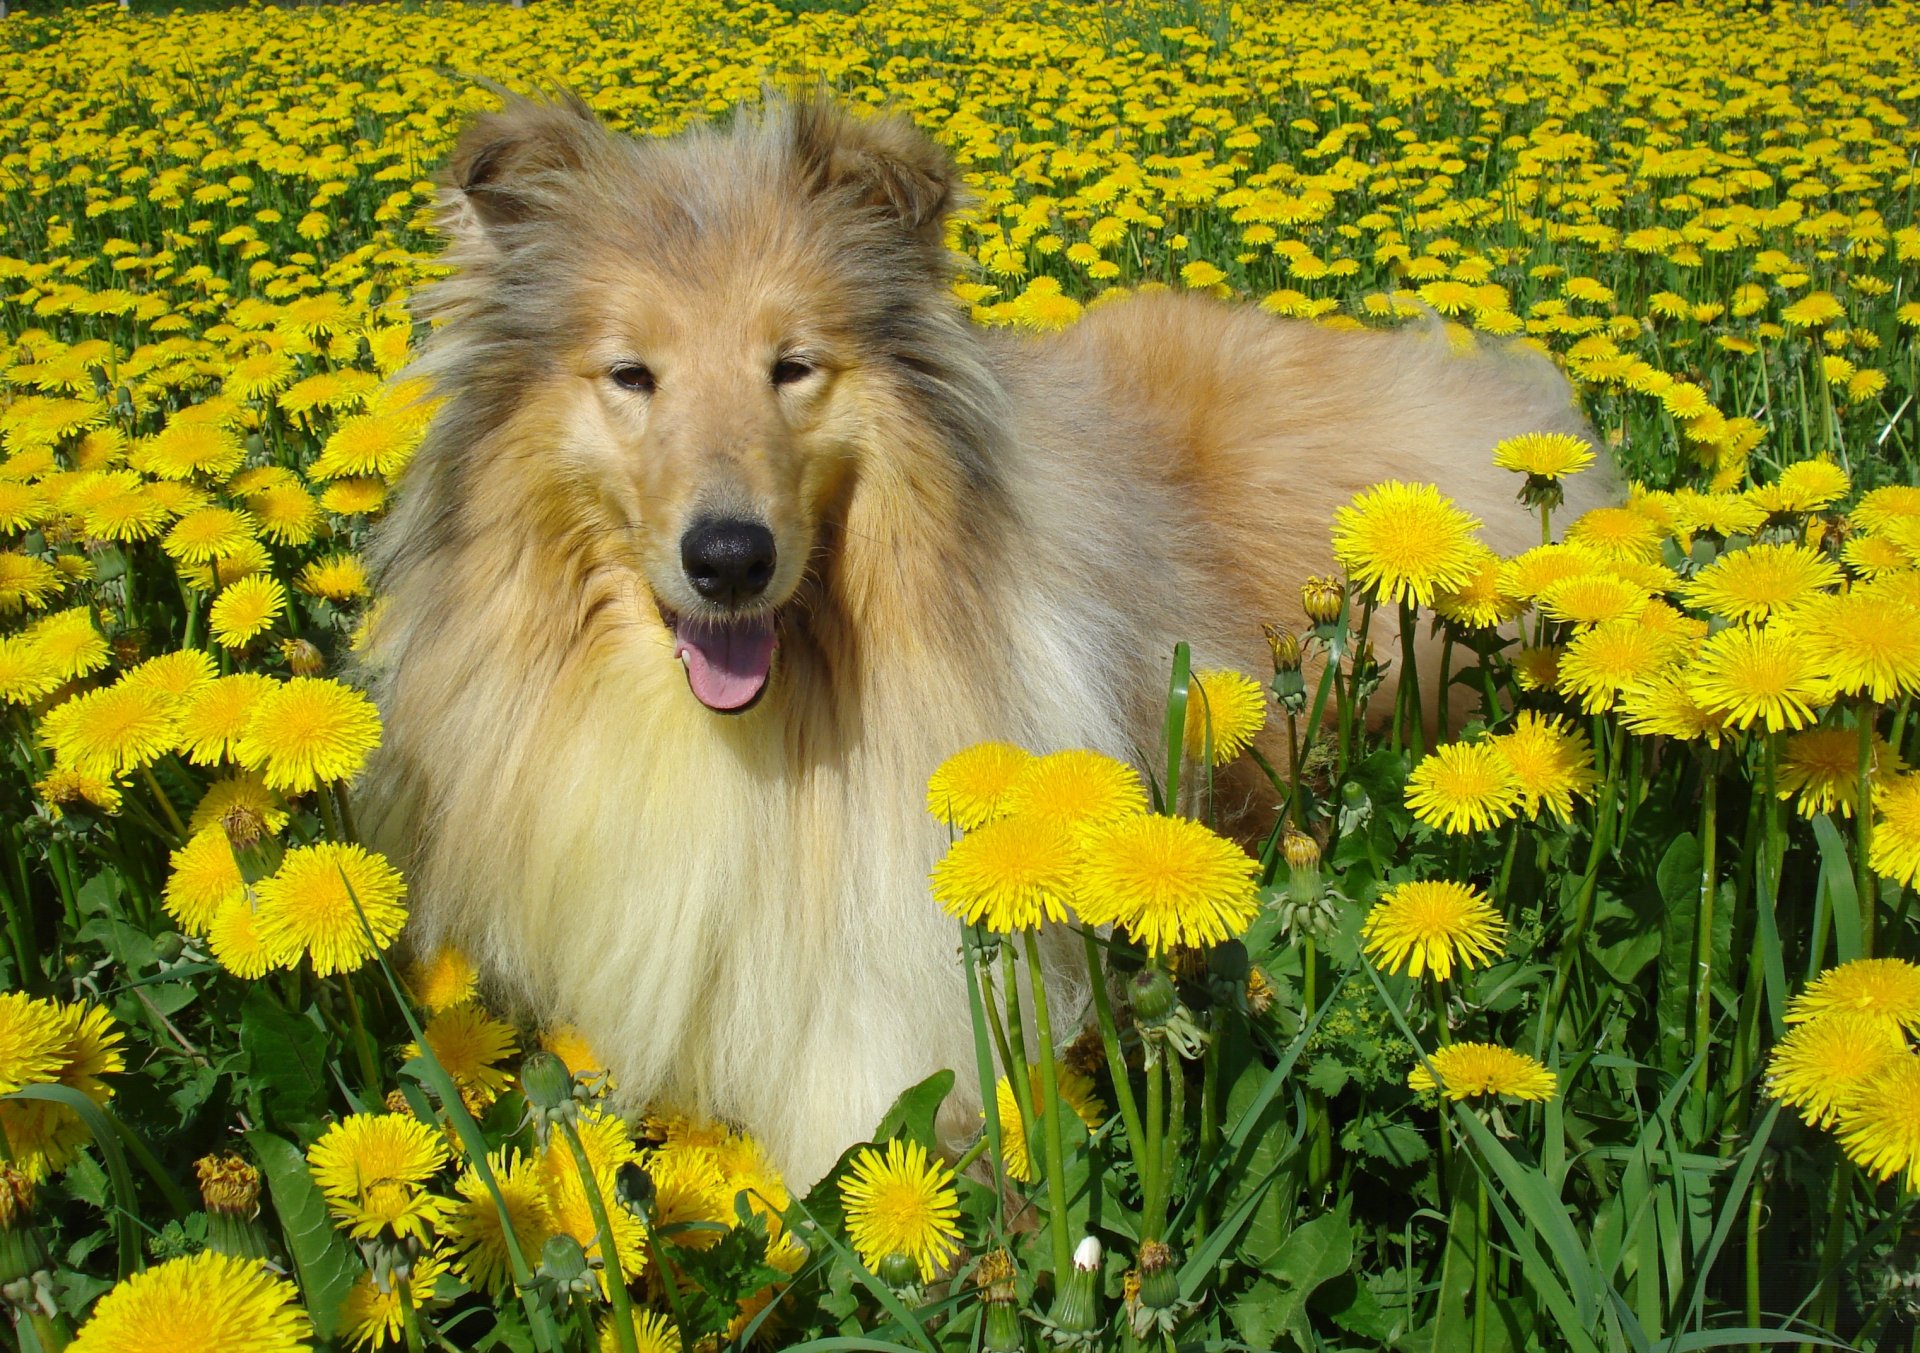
[1690,754,1720,1113]
[558,1116,640,1353]
[963,931,1010,1202]
[398,1277,425,1353]
[339,973,380,1100]
[1398,601,1426,760]
[138,763,186,841]
[1472,1172,1490,1353]
[1141,1042,1165,1240]
[1542,715,1619,1046]
[1023,929,1073,1280]
[998,939,1037,1159]
[1858,705,1879,957]
[1083,932,1148,1189]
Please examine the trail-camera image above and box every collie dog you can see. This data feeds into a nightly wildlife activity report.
[361,94,1599,1187]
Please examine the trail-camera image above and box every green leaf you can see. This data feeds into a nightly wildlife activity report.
[1226,1200,1354,1351]
[247,1129,361,1341]
[238,989,330,1129]
[871,1069,954,1154]
[1654,833,1702,1068]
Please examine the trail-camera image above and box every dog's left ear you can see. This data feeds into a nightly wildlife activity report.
[788,99,958,248]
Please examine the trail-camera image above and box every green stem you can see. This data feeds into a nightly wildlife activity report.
[1159,1040,1186,1216]
[1690,757,1720,1113]
[138,763,186,841]
[1540,717,1619,1047]
[339,974,380,1100]
[999,940,1037,1155]
[1196,1030,1219,1243]
[398,1278,425,1353]
[1141,1044,1166,1240]
[558,1117,640,1353]
[1859,706,1879,957]
[1745,1172,1763,1353]
[1436,628,1454,745]
[1023,930,1073,1281]
[963,934,1010,1199]
[1083,933,1148,1186]
[1398,600,1426,759]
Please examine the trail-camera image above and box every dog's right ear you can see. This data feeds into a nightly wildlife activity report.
[441,94,604,243]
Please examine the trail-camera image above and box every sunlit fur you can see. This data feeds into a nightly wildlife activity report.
[360,94,1604,1188]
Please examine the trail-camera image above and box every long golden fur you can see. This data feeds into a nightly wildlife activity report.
[361,94,1602,1187]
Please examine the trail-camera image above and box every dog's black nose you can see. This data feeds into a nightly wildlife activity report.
[681,518,776,606]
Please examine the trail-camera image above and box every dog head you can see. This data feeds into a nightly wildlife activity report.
[420,93,996,713]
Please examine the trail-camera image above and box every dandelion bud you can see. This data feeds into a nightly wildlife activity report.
[220,801,269,850]
[877,1249,921,1290]
[977,1248,1022,1352]
[1130,968,1178,1025]
[520,1050,579,1132]
[1282,826,1321,873]
[1047,1235,1102,1338]
[1137,1239,1177,1306]
[1263,623,1302,673]
[281,637,325,676]
[1245,966,1277,1016]
[537,1233,596,1300]
[1301,575,1345,626]
[196,1153,270,1261]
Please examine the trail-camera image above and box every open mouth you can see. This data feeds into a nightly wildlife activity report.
[657,601,779,714]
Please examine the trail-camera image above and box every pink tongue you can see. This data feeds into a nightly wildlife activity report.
[673,615,777,711]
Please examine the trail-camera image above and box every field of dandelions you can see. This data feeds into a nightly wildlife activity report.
[1,0,1919,1348]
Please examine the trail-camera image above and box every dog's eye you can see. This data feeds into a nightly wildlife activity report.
[610,363,656,395]
[771,357,815,387]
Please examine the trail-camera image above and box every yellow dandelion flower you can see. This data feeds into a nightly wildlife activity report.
[1536,572,1651,627]
[410,948,479,1013]
[210,574,287,649]
[1408,1042,1556,1101]
[1511,645,1560,692]
[404,1005,518,1110]
[541,1112,646,1283]
[0,635,60,705]
[34,767,125,817]
[132,420,247,481]
[0,553,65,613]
[1781,292,1845,329]
[1843,534,1911,578]
[1778,727,1904,819]
[188,772,290,841]
[1491,712,1598,822]
[1434,544,1523,629]
[209,896,281,980]
[307,1113,451,1246]
[52,1002,125,1105]
[41,681,178,777]
[839,1138,961,1282]
[0,993,71,1095]
[926,741,1032,830]
[1564,506,1665,563]
[340,1250,445,1352]
[1855,486,1920,535]
[1670,490,1767,541]
[597,1310,682,1353]
[1835,1057,1920,1191]
[1001,748,1148,833]
[1497,543,1609,602]
[1331,480,1483,608]
[1682,542,1841,623]
[1075,813,1258,955]
[1405,740,1521,834]
[1766,1014,1909,1129]
[163,506,258,565]
[68,1250,311,1353]
[444,1148,553,1296]
[994,1060,1105,1183]
[254,842,408,976]
[1620,668,1732,748]
[122,650,217,711]
[930,814,1080,933]
[297,553,370,602]
[1184,668,1267,765]
[25,608,110,682]
[1751,460,1849,516]
[1558,618,1686,713]
[319,477,388,516]
[1688,624,1827,732]
[1793,592,1920,704]
[1870,773,1920,888]
[177,673,279,765]
[163,828,246,937]
[1361,879,1505,980]
[233,677,382,793]
[544,1025,608,1082]
[246,483,321,546]
[1789,958,1920,1032]
[1491,431,1595,480]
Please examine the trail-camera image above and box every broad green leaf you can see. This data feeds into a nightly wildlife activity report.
[238,989,330,1128]
[248,1129,361,1341]
[871,1069,954,1154]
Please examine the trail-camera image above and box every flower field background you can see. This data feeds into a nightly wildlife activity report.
[2,0,1920,1349]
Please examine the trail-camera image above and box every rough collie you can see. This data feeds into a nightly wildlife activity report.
[360,94,1599,1188]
